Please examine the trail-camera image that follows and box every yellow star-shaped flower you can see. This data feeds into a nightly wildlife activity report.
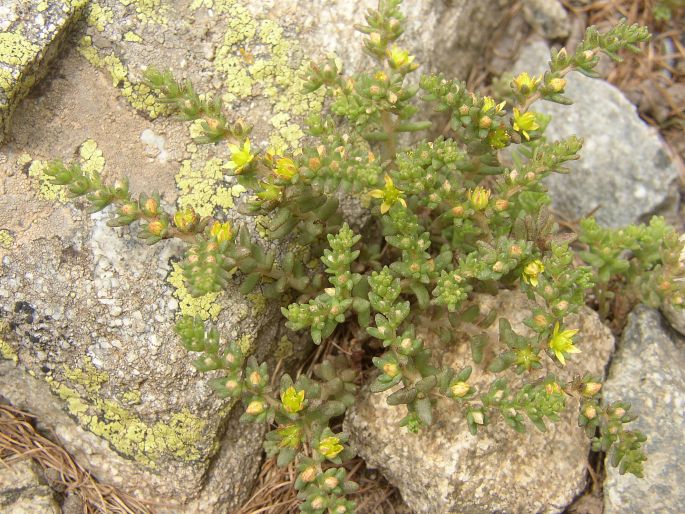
[548,322,581,366]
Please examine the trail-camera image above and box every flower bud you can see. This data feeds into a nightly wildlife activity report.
[324,476,339,489]
[495,198,509,211]
[451,381,470,398]
[147,219,166,236]
[246,400,265,415]
[383,362,399,377]
[584,404,597,419]
[548,78,566,92]
[582,382,602,397]
[249,370,261,386]
[174,207,200,232]
[210,221,233,243]
[469,186,491,211]
[471,411,485,425]
[300,466,317,483]
[311,497,326,510]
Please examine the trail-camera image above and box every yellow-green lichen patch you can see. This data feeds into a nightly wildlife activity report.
[168,262,223,320]
[49,378,207,467]
[122,389,142,404]
[123,31,143,43]
[197,0,325,153]
[246,292,267,317]
[77,36,171,118]
[119,0,168,25]
[275,335,294,360]
[0,32,39,67]
[237,333,254,355]
[0,337,18,364]
[26,139,106,202]
[63,356,109,395]
[87,2,114,32]
[175,158,246,217]
[28,160,68,203]
[0,229,13,249]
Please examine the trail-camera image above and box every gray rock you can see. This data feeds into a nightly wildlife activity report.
[0,0,87,143]
[522,0,571,40]
[511,40,680,227]
[345,290,615,514]
[660,301,685,336]
[0,457,61,514]
[0,0,513,510]
[603,306,685,514]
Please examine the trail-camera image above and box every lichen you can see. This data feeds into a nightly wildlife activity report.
[87,2,114,32]
[274,335,294,360]
[77,36,171,118]
[119,0,168,25]
[0,32,39,67]
[26,139,106,202]
[175,157,246,217]
[168,262,223,320]
[193,0,325,154]
[123,31,142,43]
[0,337,18,364]
[0,229,13,249]
[237,333,254,355]
[47,362,207,467]
[28,160,68,202]
[246,292,267,317]
[63,357,109,395]
[122,389,142,404]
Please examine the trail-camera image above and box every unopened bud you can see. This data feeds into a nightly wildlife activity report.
[614,407,626,418]
[479,116,492,129]
[471,411,485,425]
[584,404,597,419]
[548,78,566,92]
[383,362,399,377]
[301,466,317,483]
[246,400,265,415]
[583,382,602,397]
[451,205,464,217]
[495,198,509,211]
[249,371,261,386]
[311,497,326,510]
[147,220,165,236]
[324,476,339,489]
[451,381,470,398]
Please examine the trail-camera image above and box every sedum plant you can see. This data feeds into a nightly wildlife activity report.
[42,0,682,510]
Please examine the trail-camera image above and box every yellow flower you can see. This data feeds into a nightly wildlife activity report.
[368,174,407,214]
[522,259,545,287]
[512,108,540,141]
[318,436,344,459]
[468,186,491,211]
[173,207,200,232]
[273,157,298,180]
[386,45,418,71]
[281,386,305,414]
[548,322,581,366]
[226,138,254,174]
[513,72,541,95]
[481,96,506,114]
[209,221,234,243]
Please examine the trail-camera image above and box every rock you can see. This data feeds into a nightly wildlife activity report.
[0,0,513,510]
[511,40,680,227]
[522,0,571,40]
[602,306,685,514]
[0,457,61,514]
[0,0,87,143]
[345,289,615,514]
